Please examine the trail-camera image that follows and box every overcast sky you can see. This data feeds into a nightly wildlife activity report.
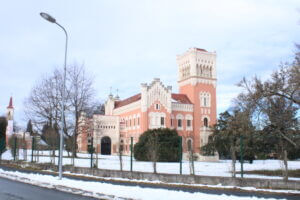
[0,0,299,128]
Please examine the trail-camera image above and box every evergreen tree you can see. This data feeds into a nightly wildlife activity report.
[0,117,8,153]
[201,110,256,161]
[134,128,180,162]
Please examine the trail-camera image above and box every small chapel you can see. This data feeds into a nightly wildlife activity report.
[77,48,218,161]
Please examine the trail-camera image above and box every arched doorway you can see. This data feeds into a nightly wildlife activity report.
[101,136,111,155]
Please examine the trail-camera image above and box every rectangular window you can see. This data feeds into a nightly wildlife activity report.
[178,119,182,127]
[138,117,140,125]
[156,104,160,110]
[187,120,191,127]
[161,117,164,126]
[134,118,136,126]
[171,119,173,126]
[130,119,131,126]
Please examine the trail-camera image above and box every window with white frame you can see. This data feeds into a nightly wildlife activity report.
[200,92,211,107]
[176,114,184,130]
[185,114,193,130]
[149,112,166,129]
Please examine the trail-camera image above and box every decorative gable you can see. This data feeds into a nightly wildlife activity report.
[141,78,172,112]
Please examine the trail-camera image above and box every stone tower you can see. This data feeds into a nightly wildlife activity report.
[6,97,14,137]
[177,48,217,153]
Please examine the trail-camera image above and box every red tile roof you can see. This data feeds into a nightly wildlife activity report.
[171,93,192,104]
[114,93,192,109]
[196,48,207,52]
[115,93,141,108]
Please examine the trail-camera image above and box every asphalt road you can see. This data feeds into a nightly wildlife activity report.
[0,177,97,200]
[0,165,299,200]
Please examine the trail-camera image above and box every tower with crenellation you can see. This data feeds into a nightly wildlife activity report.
[177,48,217,157]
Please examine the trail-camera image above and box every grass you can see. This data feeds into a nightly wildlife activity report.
[238,169,300,177]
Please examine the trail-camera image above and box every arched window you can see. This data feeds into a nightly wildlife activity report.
[178,119,182,127]
[204,117,208,127]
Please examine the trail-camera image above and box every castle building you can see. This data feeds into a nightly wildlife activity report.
[78,48,218,161]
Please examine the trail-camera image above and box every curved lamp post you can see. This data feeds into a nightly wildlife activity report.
[40,12,68,180]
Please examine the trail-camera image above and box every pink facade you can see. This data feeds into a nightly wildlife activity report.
[78,48,218,160]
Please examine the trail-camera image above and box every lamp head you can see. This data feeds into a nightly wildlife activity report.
[40,12,56,23]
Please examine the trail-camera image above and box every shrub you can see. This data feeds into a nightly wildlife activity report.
[134,128,180,162]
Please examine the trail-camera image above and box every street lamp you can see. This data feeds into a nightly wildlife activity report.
[40,12,68,180]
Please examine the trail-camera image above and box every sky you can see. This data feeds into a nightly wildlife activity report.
[0,0,299,129]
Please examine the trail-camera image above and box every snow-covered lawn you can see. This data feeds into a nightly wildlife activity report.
[2,150,300,180]
[0,168,297,200]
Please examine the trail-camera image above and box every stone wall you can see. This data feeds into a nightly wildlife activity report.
[1,160,300,191]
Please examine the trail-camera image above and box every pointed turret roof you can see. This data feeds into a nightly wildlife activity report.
[7,96,13,109]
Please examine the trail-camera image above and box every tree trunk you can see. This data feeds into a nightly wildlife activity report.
[189,149,195,175]
[283,149,288,181]
[119,145,123,171]
[231,145,236,178]
[153,160,157,174]
[73,111,79,158]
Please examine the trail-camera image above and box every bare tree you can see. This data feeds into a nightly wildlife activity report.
[187,136,195,175]
[237,56,299,180]
[67,64,94,158]
[24,64,95,159]
[230,137,237,178]
[147,131,159,174]
[24,70,63,131]
[41,124,59,164]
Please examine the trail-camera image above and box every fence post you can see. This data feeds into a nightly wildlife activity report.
[90,137,94,168]
[31,137,34,162]
[13,137,17,161]
[130,137,133,172]
[179,136,182,175]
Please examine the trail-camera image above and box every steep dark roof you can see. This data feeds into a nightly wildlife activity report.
[7,96,13,108]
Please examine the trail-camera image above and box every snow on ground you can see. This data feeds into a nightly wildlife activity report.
[0,168,292,200]
[2,150,300,180]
